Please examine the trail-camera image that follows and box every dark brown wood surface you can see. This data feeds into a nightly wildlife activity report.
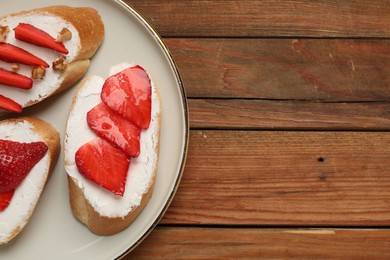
[162,131,390,226]
[122,0,390,259]
[130,228,390,259]
[165,39,390,101]
[127,0,390,37]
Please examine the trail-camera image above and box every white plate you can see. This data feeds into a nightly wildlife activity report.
[0,0,188,259]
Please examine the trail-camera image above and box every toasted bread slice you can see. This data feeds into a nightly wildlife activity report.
[64,63,161,235]
[0,117,60,244]
[0,6,105,114]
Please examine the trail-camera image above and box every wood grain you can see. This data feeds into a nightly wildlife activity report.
[127,227,390,259]
[161,131,390,225]
[165,38,390,101]
[118,1,390,258]
[189,99,390,130]
[124,0,390,37]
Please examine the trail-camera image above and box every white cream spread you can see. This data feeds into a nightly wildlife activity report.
[64,63,160,218]
[0,12,81,107]
[0,120,50,244]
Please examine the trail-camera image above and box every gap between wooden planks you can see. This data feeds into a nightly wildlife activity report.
[160,130,390,226]
[127,227,390,259]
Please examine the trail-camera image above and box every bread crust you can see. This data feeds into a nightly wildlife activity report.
[0,117,60,244]
[3,6,105,61]
[0,6,105,112]
[67,172,156,236]
[65,73,162,236]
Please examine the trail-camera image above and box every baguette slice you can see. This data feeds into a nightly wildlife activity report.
[0,6,105,114]
[64,63,161,235]
[0,117,60,244]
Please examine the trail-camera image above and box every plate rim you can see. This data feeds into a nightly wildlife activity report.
[113,0,189,258]
[0,0,189,258]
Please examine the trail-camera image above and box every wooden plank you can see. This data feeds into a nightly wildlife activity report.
[189,99,390,130]
[124,0,390,38]
[164,38,390,101]
[161,131,390,225]
[127,227,390,259]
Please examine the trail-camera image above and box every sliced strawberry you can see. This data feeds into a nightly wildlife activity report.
[87,102,141,157]
[0,94,22,113]
[0,42,49,68]
[0,140,48,192]
[14,23,68,54]
[101,66,152,129]
[75,138,130,196]
[0,68,33,89]
[0,189,14,212]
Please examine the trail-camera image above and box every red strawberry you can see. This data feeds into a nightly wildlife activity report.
[0,94,22,113]
[0,189,14,212]
[0,42,49,68]
[75,138,130,196]
[87,102,141,157]
[0,140,48,192]
[101,66,151,129]
[14,23,68,54]
[0,68,33,89]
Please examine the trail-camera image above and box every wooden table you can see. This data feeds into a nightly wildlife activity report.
[122,1,390,259]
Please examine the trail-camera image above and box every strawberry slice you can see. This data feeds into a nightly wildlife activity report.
[75,138,130,196]
[87,102,141,157]
[0,189,14,212]
[101,66,152,129]
[14,23,68,54]
[0,68,33,89]
[0,42,49,68]
[0,94,22,113]
[0,140,48,192]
